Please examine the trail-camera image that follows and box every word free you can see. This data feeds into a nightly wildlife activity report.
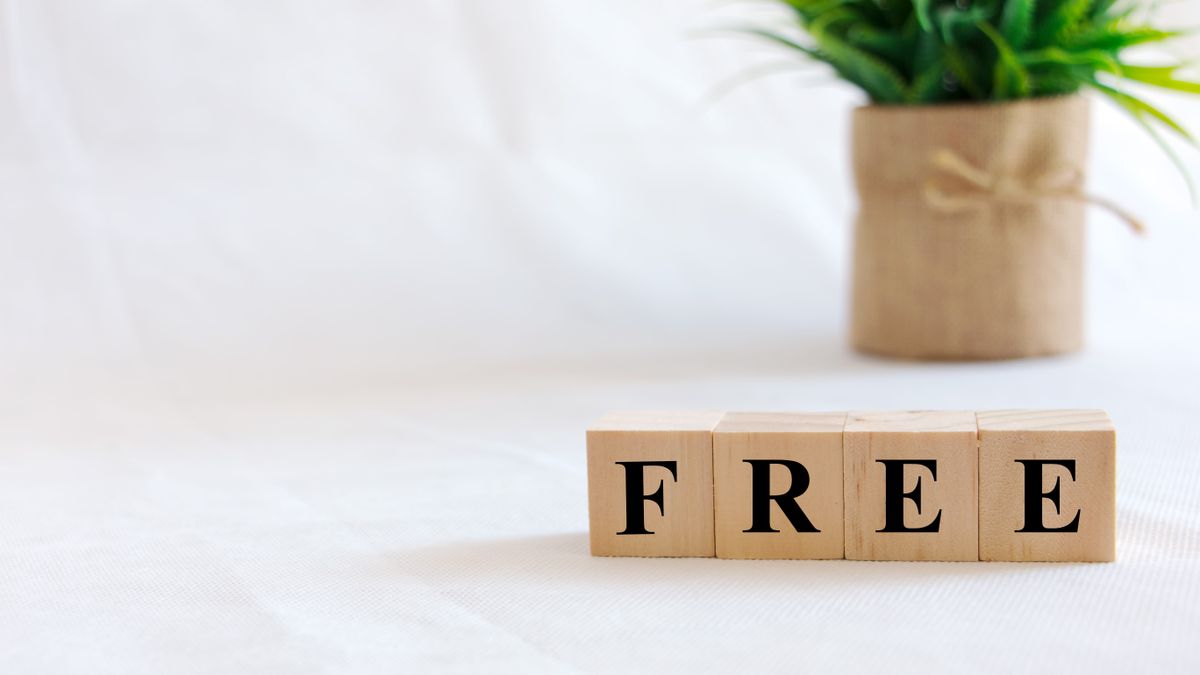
[586,411,1115,562]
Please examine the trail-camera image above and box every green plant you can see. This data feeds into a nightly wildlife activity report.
[736,0,1199,191]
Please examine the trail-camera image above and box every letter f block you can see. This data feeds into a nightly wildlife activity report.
[713,413,846,559]
[844,411,979,561]
[978,410,1116,562]
[587,411,723,557]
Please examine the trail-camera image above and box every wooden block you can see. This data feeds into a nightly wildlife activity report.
[977,410,1116,562]
[587,411,723,557]
[844,411,979,561]
[713,412,846,559]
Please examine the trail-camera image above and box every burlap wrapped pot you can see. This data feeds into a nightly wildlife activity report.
[850,95,1095,360]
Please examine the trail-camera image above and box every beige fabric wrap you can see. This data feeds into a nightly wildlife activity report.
[850,95,1092,360]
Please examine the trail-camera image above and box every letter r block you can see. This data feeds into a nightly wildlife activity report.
[713,412,846,559]
[587,411,723,557]
[978,410,1116,562]
[844,411,979,561]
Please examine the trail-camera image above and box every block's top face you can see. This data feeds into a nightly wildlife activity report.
[588,410,725,433]
[977,409,1113,433]
[845,410,976,433]
[715,412,846,434]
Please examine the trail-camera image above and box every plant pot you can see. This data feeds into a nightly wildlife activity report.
[850,95,1091,360]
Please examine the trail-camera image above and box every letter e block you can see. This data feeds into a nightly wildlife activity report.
[587,411,723,557]
[844,411,979,561]
[978,410,1116,562]
[713,412,846,559]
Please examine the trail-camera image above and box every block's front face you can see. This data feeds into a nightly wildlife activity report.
[713,413,845,559]
[978,410,1116,562]
[844,411,979,561]
[587,412,722,557]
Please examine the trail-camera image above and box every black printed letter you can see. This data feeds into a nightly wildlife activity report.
[742,459,819,534]
[1015,459,1081,533]
[615,461,678,535]
[876,459,942,533]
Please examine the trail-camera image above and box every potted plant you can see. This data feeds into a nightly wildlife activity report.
[733,0,1198,360]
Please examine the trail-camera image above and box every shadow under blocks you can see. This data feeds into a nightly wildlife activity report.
[585,410,1116,562]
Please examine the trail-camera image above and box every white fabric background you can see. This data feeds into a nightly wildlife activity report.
[2,1,1199,673]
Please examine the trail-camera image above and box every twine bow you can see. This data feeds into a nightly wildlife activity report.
[923,149,1145,235]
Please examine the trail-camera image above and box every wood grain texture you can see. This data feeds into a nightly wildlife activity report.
[978,410,1116,562]
[713,412,846,559]
[586,411,723,557]
[844,411,979,561]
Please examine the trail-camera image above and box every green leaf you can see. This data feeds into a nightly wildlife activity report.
[1093,80,1198,205]
[1091,79,1195,145]
[812,31,910,102]
[806,7,858,40]
[1118,64,1200,95]
[878,0,915,27]
[780,0,871,24]
[1018,46,1120,73]
[731,27,827,63]
[846,24,910,65]
[1066,27,1182,51]
[934,6,991,46]
[914,0,934,32]
[911,18,941,75]
[1000,0,1037,49]
[841,0,892,26]
[777,0,825,22]
[1090,0,1121,18]
[1028,70,1085,96]
[1035,0,1094,47]
[944,46,987,98]
[908,61,949,103]
[979,22,1031,99]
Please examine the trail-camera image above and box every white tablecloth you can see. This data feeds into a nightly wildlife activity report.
[2,1,1199,672]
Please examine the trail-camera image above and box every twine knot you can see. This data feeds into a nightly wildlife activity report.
[923,149,1145,235]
